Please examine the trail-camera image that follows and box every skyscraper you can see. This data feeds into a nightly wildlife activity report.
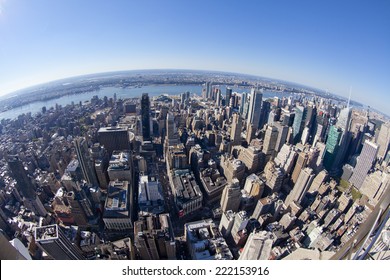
[323,125,342,171]
[141,93,151,140]
[220,179,241,212]
[230,113,242,145]
[263,125,279,159]
[376,122,390,161]
[349,140,378,189]
[134,214,176,260]
[225,88,232,107]
[97,127,130,156]
[292,105,307,144]
[238,231,274,260]
[285,167,315,206]
[247,88,262,130]
[35,224,85,260]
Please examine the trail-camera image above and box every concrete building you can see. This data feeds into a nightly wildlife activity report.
[274,144,297,174]
[103,180,133,231]
[243,173,264,200]
[238,231,274,260]
[97,127,130,156]
[185,219,233,260]
[285,167,315,206]
[171,170,203,217]
[230,113,242,145]
[199,168,228,204]
[138,175,164,215]
[107,151,133,182]
[134,214,176,260]
[220,178,241,213]
[220,154,245,183]
[237,146,264,174]
[219,210,235,237]
[35,224,85,260]
[349,140,378,189]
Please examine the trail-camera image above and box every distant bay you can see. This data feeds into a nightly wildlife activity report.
[0,85,292,120]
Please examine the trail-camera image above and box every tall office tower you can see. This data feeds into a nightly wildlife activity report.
[95,159,109,190]
[216,89,222,106]
[274,144,298,174]
[166,113,176,140]
[219,210,236,237]
[65,190,94,226]
[246,124,256,144]
[97,127,130,156]
[247,88,263,130]
[274,122,289,154]
[74,137,99,186]
[323,125,342,171]
[291,151,309,184]
[262,125,279,159]
[308,170,328,194]
[238,146,264,174]
[7,156,47,216]
[238,231,274,260]
[307,146,321,171]
[251,194,279,220]
[349,140,379,189]
[0,230,31,260]
[243,174,264,200]
[305,103,317,132]
[239,92,247,116]
[376,122,390,161]
[107,151,133,182]
[35,224,85,260]
[220,155,246,182]
[285,167,315,206]
[230,113,242,145]
[225,88,232,107]
[220,179,241,212]
[301,127,310,145]
[7,156,36,199]
[292,105,307,144]
[259,101,271,130]
[230,211,248,245]
[184,219,233,260]
[134,214,176,260]
[141,93,151,140]
[103,180,133,231]
[264,161,284,193]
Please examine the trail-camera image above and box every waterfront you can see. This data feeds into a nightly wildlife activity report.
[0,85,292,120]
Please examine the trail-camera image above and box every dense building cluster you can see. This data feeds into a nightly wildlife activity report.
[0,80,389,260]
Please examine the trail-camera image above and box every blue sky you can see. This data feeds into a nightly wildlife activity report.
[0,0,389,113]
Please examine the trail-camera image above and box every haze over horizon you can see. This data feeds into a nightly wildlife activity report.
[0,0,389,113]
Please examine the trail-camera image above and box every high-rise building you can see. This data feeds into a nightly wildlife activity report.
[376,122,390,161]
[308,170,328,194]
[184,219,233,260]
[7,156,36,199]
[134,214,176,260]
[7,156,47,216]
[349,140,378,189]
[274,122,289,154]
[291,151,309,184]
[35,224,85,260]
[274,144,298,174]
[97,127,130,156]
[219,210,236,237]
[285,167,315,206]
[220,154,245,183]
[220,179,241,212]
[141,93,151,140]
[237,146,264,174]
[103,180,133,231]
[107,151,133,182]
[263,125,279,159]
[225,88,232,107]
[74,137,99,186]
[292,105,307,144]
[263,161,284,193]
[243,174,264,200]
[247,88,263,130]
[230,113,242,145]
[238,231,274,260]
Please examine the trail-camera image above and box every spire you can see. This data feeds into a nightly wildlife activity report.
[347,86,352,109]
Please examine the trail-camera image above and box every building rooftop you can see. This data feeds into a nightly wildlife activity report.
[103,181,130,218]
[35,224,59,241]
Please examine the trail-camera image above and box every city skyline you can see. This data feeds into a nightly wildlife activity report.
[0,0,389,114]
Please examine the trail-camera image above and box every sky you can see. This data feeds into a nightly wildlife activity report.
[0,0,389,113]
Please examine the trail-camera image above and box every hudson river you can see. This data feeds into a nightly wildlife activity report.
[0,85,292,120]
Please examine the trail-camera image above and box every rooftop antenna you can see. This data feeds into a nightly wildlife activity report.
[347,86,352,109]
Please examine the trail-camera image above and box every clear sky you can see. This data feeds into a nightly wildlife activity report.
[0,0,389,113]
